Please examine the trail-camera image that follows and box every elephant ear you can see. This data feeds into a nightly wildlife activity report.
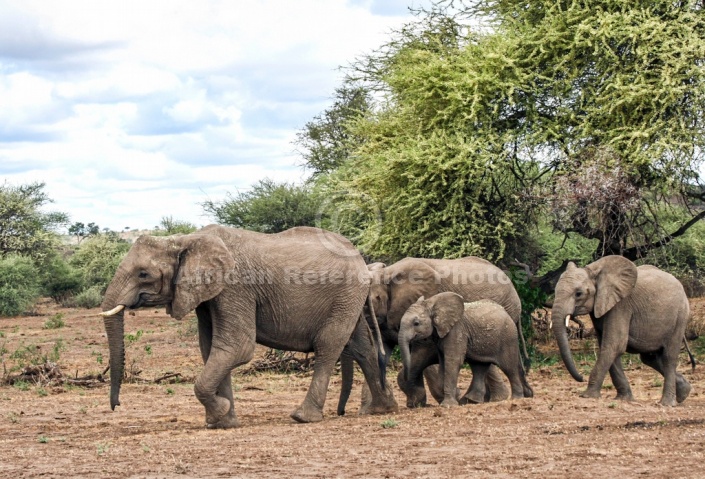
[585,255,638,318]
[428,292,465,338]
[383,259,441,329]
[170,234,236,320]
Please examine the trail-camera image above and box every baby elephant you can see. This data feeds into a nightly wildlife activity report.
[399,292,533,406]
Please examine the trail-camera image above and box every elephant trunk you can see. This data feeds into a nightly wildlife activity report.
[551,304,584,382]
[103,312,125,410]
[101,271,130,410]
[399,330,414,383]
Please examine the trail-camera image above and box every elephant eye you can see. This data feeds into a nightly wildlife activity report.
[575,291,583,298]
[413,320,420,326]
[138,271,149,279]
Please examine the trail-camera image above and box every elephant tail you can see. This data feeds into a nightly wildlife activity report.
[367,296,387,388]
[683,335,696,372]
[337,353,354,416]
[517,319,531,372]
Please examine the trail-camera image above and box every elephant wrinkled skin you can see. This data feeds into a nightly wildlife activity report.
[101,225,397,428]
[399,293,533,407]
[339,256,527,414]
[551,256,692,407]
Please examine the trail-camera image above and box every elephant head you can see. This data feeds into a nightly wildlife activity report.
[398,292,465,380]
[551,255,638,382]
[368,259,442,332]
[100,233,235,410]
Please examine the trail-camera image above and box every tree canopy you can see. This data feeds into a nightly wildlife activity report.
[202,179,320,234]
[321,0,705,270]
[0,182,68,261]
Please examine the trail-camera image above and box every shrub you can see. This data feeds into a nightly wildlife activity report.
[38,252,84,302]
[70,234,130,292]
[0,255,40,316]
[72,285,104,309]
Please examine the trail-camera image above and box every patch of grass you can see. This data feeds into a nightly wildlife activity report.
[125,330,144,345]
[144,345,152,356]
[36,387,48,397]
[38,436,49,443]
[608,402,617,409]
[166,388,174,395]
[652,378,663,387]
[96,442,109,456]
[13,380,30,391]
[43,313,65,330]
[381,418,399,429]
[7,412,19,423]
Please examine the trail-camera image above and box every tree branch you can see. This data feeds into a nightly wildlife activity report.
[621,209,705,260]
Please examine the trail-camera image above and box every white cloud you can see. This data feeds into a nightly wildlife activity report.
[0,0,430,231]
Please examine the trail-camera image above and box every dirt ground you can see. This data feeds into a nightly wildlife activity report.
[2,299,705,478]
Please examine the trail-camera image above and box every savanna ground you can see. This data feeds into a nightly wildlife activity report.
[2,299,705,478]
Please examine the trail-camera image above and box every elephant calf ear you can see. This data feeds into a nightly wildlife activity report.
[429,292,465,338]
[586,255,638,318]
[171,234,236,320]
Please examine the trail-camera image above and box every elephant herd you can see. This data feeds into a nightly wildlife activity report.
[99,225,693,429]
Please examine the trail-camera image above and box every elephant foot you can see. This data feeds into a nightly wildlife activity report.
[676,381,692,404]
[206,413,240,429]
[463,393,485,404]
[659,396,677,407]
[614,392,634,402]
[440,397,459,408]
[579,389,601,399]
[205,396,232,425]
[290,404,324,423]
[487,384,510,402]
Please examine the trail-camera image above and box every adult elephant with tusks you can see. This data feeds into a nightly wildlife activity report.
[100,225,397,428]
[551,255,692,406]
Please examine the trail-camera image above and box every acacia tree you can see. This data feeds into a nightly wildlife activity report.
[0,182,68,260]
[202,178,320,233]
[325,0,705,273]
[295,85,373,177]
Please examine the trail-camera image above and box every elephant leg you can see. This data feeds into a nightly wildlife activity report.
[345,320,398,416]
[291,318,353,423]
[608,358,634,401]
[337,353,354,416]
[464,363,490,404]
[640,351,689,406]
[359,342,394,414]
[398,341,438,408]
[484,365,510,402]
[422,364,448,405]
[194,303,255,427]
[581,324,627,399]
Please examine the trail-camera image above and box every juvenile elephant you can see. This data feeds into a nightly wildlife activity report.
[399,293,533,406]
[551,256,691,406]
[100,225,397,428]
[338,256,526,414]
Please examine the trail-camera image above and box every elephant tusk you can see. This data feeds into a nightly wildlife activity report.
[565,315,571,328]
[100,305,126,317]
[548,318,552,329]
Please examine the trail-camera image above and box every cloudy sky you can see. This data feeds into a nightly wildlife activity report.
[0,0,430,231]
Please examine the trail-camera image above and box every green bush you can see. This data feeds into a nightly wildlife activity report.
[70,234,130,292]
[0,255,41,316]
[72,285,103,309]
[38,252,84,302]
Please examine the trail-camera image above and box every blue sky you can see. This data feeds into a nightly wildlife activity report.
[0,0,430,231]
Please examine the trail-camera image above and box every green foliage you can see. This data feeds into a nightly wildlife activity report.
[70,234,130,293]
[0,255,40,316]
[43,313,65,330]
[68,222,100,243]
[295,85,373,177]
[153,216,198,236]
[38,251,84,302]
[0,182,68,261]
[71,285,104,309]
[202,178,321,233]
[380,418,399,429]
[313,0,705,265]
